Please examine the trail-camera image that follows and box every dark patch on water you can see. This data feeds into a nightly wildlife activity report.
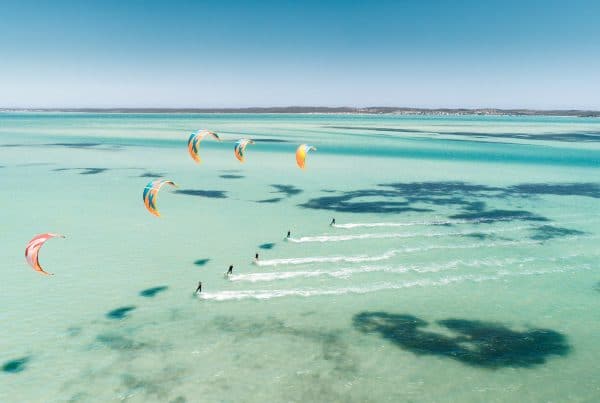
[463,232,512,241]
[327,126,600,143]
[139,171,166,178]
[300,181,500,214]
[119,366,186,399]
[506,183,600,198]
[299,181,591,221]
[321,333,356,373]
[194,258,210,266]
[50,142,103,148]
[464,232,488,240]
[259,242,275,250]
[219,174,245,179]
[450,209,548,222]
[256,197,283,203]
[54,167,109,175]
[175,189,227,198]
[212,316,356,374]
[353,312,569,368]
[2,356,30,373]
[299,189,432,214]
[594,282,600,293]
[321,189,337,193]
[303,181,600,215]
[106,306,136,319]
[96,333,148,350]
[271,184,303,197]
[139,286,169,297]
[251,138,290,143]
[2,142,123,150]
[530,225,586,241]
[67,326,82,337]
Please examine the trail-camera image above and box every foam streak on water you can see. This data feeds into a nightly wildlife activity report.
[287,225,531,243]
[332,213,596,229]
[229,254,588,282]
[201,265,590,301]
[253,250,398,267]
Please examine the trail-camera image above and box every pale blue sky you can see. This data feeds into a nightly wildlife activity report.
[1,0,599,109]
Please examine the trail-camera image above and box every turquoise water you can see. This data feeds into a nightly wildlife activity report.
[1,113,599,402]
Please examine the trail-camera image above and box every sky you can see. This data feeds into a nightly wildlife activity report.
[1,0,599,109]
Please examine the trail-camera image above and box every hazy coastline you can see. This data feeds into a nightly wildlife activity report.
[1,107,599,117]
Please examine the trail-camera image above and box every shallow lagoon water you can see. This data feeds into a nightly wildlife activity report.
[1,113,599,402]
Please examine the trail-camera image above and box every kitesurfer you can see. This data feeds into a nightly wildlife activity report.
[287,230,291,238]
[195,281,202,293]
[330,218,336,226]
[227,265,233,275]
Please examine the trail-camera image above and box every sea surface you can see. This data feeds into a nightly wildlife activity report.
[1,113,599,402]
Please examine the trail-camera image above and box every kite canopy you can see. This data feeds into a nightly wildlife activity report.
[143,179,177,217]
[234,139,255,163]
[295,144,317,169]
[25,233,65,275]
[187,129,220,163]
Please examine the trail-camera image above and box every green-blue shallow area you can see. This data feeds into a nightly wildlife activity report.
[1,113,599,402]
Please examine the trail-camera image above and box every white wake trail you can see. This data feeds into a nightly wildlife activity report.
[229,255,565,283]
[288,225,529,243]
[200,265,589,301]
[333,213,597,229]
[254,250,397,267]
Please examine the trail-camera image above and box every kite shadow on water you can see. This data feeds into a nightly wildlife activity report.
[219,174,245,179]
[175,189,228,199]
[256,197,283,204]
[139,286,168,298]
[255,184,303,204]
[139,171,167,178]
[2,356,31,373]
[353,312,570,369]
[106,306,136,320]
[271,184,303,197]
[53,167,109,175]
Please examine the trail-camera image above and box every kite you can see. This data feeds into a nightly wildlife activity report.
[295,144,317,169]
[234,139,255,163]
[25,233,65,275]
[187,129,220,163]
[143,179,177,217]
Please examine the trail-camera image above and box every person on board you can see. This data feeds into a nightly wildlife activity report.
[227,265,233,275]
[195,281,202,293]
[286,230,291,238]
[330,217,336,226]
[255,253,259,261]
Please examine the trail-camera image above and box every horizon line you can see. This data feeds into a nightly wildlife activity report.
[1,106,599,117]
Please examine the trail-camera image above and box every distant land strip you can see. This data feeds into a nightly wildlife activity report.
[1,107,599,117]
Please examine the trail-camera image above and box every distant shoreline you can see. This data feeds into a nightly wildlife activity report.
[1,107,599,117]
